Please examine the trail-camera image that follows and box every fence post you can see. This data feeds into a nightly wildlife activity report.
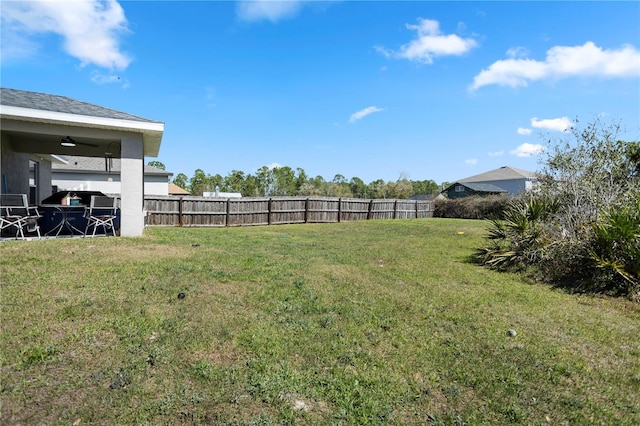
[268,198,273,225]
[416,200,419,219]
[368,199,374,220]
[226,198,231,227]
[393,200,398,220]
[178,197,184,227]
[338,198,342,223]
[304,198,309,223]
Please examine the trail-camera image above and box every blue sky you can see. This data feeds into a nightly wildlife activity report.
[2,1,639,184]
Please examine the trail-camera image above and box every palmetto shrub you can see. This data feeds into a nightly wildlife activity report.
[475,196,559,271]
[479,196,639,299]
[588,197,640,298]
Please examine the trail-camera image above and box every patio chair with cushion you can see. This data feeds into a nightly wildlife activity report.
[0,194,41,240]
[84,196,118,237]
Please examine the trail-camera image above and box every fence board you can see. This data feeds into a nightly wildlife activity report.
[307,197,339,223]
[340,198,370,222]
[144,196,434,228]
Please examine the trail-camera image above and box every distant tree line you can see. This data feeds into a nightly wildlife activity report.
[149,162,444,199]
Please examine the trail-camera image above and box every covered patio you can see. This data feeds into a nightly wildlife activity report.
[0,88,165,237]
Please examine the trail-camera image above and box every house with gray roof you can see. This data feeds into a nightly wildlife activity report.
[1,88,165,236]
[454,166,539,196]
[52,155,172,196]
[441,182,508,199]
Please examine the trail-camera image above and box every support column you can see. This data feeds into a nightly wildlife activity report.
[120,134,144,237]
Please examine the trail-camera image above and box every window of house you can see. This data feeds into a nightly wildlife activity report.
[455,185,464,192]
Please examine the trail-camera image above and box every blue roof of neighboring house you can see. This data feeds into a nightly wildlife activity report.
[443,182,508,193]
[460,182,508,193]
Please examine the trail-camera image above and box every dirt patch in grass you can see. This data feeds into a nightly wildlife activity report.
[1,360,102,425]
[191,341,242,367]
[200,399,279,424]
[83,242,191,263]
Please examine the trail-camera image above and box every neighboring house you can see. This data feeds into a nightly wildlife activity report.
[0,88,165,236]
[453,166,539,197]
[409,194,437,201]
[203,189,242,198]
[441,182,508,199]
[52,155,172,196]
[168,183,190,195]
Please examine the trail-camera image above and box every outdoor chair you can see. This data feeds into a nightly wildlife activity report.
[84,196,118,237]
[0,194,41,240]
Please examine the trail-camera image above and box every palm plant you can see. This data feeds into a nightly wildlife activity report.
[588,197,640,297]
[476,196,559,271]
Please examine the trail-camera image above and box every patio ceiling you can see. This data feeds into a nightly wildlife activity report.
[1,112,162,159]
[1,127,122,159]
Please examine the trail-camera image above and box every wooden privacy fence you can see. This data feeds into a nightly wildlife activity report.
[144,196,434,227]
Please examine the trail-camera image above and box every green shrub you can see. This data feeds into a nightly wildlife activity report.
[434,195,510,219]
[475,196,559,271]
[476,119,640,300]
[588,198,640,298]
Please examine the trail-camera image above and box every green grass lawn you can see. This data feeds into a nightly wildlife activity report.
[1,219,639,425]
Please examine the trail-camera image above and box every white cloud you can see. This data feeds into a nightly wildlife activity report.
[1,0,131,70]
[517,127,532,135]
[488,150,504,157]
[236,1,303,22]
[90,71,128,87]
[510,143,545,157]
[465,158,478,165]
[531,116,573,132]
[506,46,529,59]
[349,106,384,123]
[376,18,478,64]
[470,41,640,90]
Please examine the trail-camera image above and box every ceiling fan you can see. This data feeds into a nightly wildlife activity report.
[60,136,99,148]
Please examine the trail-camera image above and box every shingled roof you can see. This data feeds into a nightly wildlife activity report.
[0,88,160,123]
[458,166,538,183]
[459,182,508,193]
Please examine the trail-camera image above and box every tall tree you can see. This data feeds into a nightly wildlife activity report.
[255,165,274,196]
[208,174,224,193]
[412,179,440,196]
[172,173,188,190]
[392,177,413,199]
[295,168,308,194]
[189,168,207,196]
[147,160,165,170]
[243,174,260,197]
[349,177,368,198]
[224,170,245,193]
[272,166,297,196]
[368,179,386,198]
